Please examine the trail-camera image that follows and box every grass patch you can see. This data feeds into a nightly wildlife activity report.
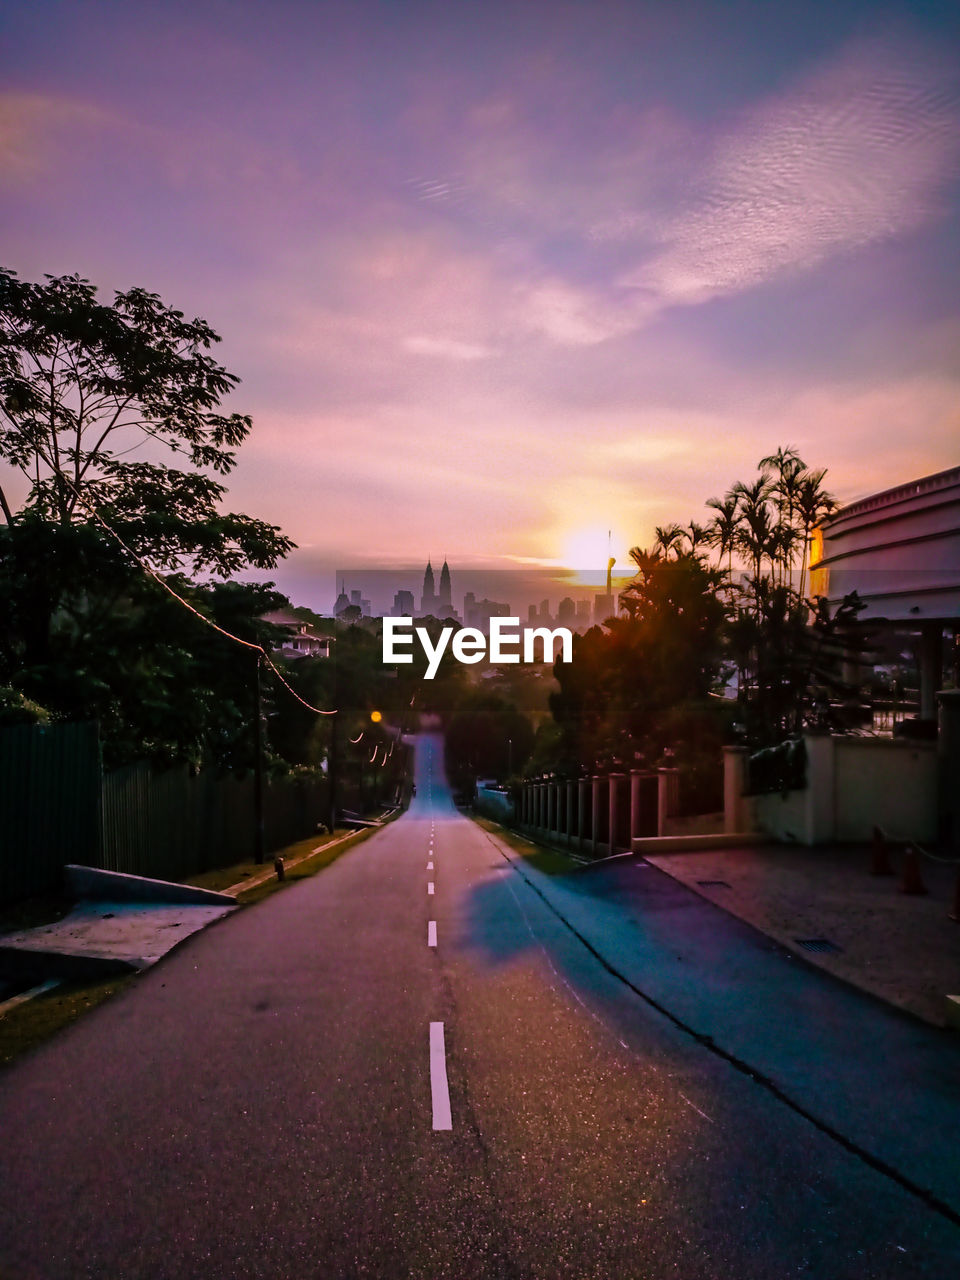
[472,816,582,876]
[0,974,134,1070]
[186,823,387,904]
[227,826,383,905]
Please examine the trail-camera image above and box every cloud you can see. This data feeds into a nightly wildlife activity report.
[0,92,118,184]
[517,279,641,346]
[403,334,494,360]
[623,41,960,310]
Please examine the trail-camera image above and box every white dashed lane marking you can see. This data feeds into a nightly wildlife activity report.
[428,920,437,947]
[430,1022,452,1130]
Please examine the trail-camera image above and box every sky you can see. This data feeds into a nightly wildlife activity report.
[2,0,959,612]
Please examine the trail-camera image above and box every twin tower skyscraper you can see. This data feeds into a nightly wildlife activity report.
[419,559,452,618]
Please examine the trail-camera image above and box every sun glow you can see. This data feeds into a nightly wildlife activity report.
[560,526,625,583]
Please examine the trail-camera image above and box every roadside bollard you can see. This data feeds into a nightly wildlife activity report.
[871,825,894,876]
[274,855,286,882]
[899,845,927,896]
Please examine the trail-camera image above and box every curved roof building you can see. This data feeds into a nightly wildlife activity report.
[810,464,960,720]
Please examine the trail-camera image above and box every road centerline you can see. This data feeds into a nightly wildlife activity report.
[429,1021,452,1130]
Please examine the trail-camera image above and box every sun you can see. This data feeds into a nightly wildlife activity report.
[561,527,620,574]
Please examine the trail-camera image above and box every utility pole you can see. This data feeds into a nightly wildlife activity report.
[253,648,265,864]
[328,635,339,834]
[328,709,339,834]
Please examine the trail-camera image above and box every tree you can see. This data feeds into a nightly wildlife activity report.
[0,268,291,573]
[547,546,729,787]
[731,475,776,608]
[0,268,296,766]
[795,467,836,599]
[538,447,854,775]
[445,692,535,796]
[706,492,740,576]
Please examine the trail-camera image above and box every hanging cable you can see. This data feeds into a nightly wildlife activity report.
[58,474,338,712]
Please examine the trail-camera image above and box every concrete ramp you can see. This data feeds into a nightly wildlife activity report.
[0,867,237,979]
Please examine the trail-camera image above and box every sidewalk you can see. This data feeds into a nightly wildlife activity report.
[488,832,960,1221]
[643,841,960,1027]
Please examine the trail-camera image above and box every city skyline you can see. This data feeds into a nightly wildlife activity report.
[331,561,628,625]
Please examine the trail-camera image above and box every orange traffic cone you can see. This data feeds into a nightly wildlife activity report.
[900,845,927,895]
[871,826,894,876]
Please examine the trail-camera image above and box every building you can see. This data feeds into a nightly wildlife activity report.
[463,592,511,632]
[419,559,457,619]
[557,597,576,625]
[333,581,351,618]
[438,559,452,615]
[262,609,331,659]
[593,591,614,623]
[350,589,372,618]
[392,589,415,616]
[810,464,960,723]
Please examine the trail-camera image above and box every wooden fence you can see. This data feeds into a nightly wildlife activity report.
[0,722,328,905]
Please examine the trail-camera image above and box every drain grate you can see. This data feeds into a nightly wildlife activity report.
[795,937,842,954]
[697,879,731,888]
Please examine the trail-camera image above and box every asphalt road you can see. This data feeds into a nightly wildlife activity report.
[1,733,958,1278]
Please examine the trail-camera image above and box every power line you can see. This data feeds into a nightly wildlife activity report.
[57,473,338,714]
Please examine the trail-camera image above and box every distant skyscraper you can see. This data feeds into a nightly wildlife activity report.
[463,593,510,632]
[593,590,614,623]
[420,560,438,616]
[438,559,452,612]
[558,596,576,624]
[350,588,372,617]
[393,589,414,616]
[334,577,351,617]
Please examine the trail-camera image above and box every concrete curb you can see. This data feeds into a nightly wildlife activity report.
[65,865,237,906]
[0,943,138,981]
[632,832,767,853]
[222,824,383,897]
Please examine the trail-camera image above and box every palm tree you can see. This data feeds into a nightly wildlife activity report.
[732,476,776,614]
[706,492,740,576]
[685,521,710,556]
[795,468,837,600]
[653,523,685,558]
[759,445,804,479]
[759,447,805,586]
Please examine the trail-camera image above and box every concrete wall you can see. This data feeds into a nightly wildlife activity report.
[746,734,938,845]
[833,738,937,843]
[475,785,514,823]
[749,787,808,844]
[663,811,725,837]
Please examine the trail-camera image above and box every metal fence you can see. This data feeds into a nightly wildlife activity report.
[0,721,101,905]
[0,722,328,905]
